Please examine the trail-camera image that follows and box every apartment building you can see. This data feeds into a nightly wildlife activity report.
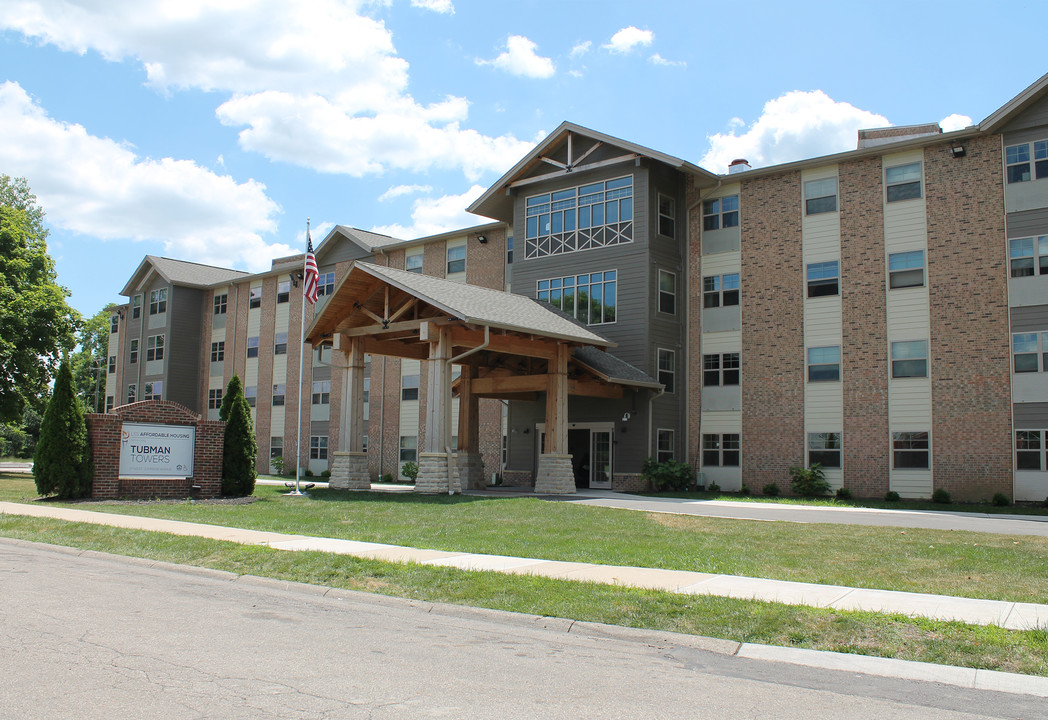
[107,72,1048,501]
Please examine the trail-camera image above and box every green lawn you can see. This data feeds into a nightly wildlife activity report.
[3,474,1047,605]
[1,513,1046,677]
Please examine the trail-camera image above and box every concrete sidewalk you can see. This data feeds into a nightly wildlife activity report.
[2,500,1045,631]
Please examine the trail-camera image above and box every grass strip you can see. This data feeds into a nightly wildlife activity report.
[2,514,1046,678]
[4,476,1046,605]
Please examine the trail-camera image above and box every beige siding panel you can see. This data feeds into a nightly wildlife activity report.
[399,359,420,437]
[700,330,741,354]
[803,298,842,346]
[1015,471,1048,502]
[805,383,843,428]
[1008,275,1048,307]
[271,406,285,443]
[890,469,933,498]
[886,297,930,338]
[883,150,927,246]
[699,410,742,434]
[700,251,741,276]
[1013,374,1048,403]
[245,359,258,389]
[702,466,742,492]
[889,379,932,426]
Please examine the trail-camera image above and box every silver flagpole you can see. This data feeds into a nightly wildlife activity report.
[290,218,310,496]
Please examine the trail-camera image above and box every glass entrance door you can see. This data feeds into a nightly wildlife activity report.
[590,430,612,489]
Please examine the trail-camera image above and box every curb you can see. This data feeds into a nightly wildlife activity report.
[2,536,1046,699]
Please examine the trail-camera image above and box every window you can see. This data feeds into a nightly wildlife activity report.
[143,381,162,401]
[702,195,739,231]
[210,341,224,363]
[249,287,261,309]
[702,433,740,466]
[885,162,922,202]
[272,384,285,406]
[247,336,259,359]
[808,432,841,468]
[245,386,256,407]
[806,261,839,297]
[537,271,617,324]
[893,431,929,469]
[1016,430,1045,471]
[105,396,114,413]
[310,435,328,460]
[399,436,417,463]
[406,251,423,273]
[891,340,928,378]
[146,334,165,362]
[658,194,676,237]
[132,294,142,319]
[129,339,138,364]
[149,288,168,314]
[524,176,634,259]
[277,280,290,304]
[363,377,370,404]
[274,332,288,355]
[506,236,514,264]
[110,314,119,333]
[889,250,925,288]
[270,437,283,460]
[401,374,420,401]
[447,244,466,275]
[107,356,116,374]
[317,272,335,296]
[657,429,674,463]
[703,353,740,386]
[658,270,676,314]
[657,348,675,393]
[208,389,223,410]
[804,177,837,215]
[703,273,740,308]
[1005,140,1048,184]
[807,346,840,382]
[362,435,369,453]
[127,384,136,403]
[1013,332,1048,373]
[1009,236,1048,278]
[312,380,330,405]
[213,293,227,315]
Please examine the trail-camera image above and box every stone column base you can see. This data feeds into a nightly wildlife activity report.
[329,451,370,490]
[415,452,461,494]
[534,453,575,494]
[455,453,485,490]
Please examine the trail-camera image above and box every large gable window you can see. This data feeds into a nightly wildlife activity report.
[524,176,633,259]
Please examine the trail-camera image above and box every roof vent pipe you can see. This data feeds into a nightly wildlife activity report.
[728,159,751,174]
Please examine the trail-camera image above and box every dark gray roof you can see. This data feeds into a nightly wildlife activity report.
[355,263,614,347]
[120,255,251,295]
[573,346,662,389]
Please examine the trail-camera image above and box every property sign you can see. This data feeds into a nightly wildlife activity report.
[119,422,196,478]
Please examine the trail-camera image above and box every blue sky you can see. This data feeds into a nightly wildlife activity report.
[1,0,1044,318]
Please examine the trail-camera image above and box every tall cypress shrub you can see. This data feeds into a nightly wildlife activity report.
[221,374,256,496]
[33,360,92,498]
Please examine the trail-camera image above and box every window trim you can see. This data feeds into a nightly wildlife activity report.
[702,433,740,467]
[702,352,740,387]
[806,260,840,298]
[891,340,929,379]
[143,380,162,401]
[399,435,417,464]
[213,293,227,315]
[129,339,138,364]
[1015,429,1046,471]
[536,270,618,325]
[247,336,259,359]
[208,388,223,410]
[1012,331,1048,373]
[806,345,841,382]
[127,384,136,404]
[885,161,923,203]
[249,287,261,309]
[131,294,142,319]
[446,243,466,275]
[312,380,331,405]
[658,269,676,315]
[245,386,257,408]
[149,288,168,315]
[808,432,842,468]
[405,251,424,274]
[888,250,926,289]
[210,341,224,363]
[270,436,283,460]
[657,193,676,238]
[146,334,165,362]
[310,435,329,460]
[1005,140,1048,184]
[1009,236,1048,278]
[657,348,676,393]
[110,314,119,333]
[272,384,286,407]
[702,195,740,231]
[892,430,930,470]
[702,273,740,308]
[274,332,288,355]
[804,177,838,215]
[401,373,420,402]
[276,280,290,304]
[656,428,674,464]
[316,271,335,296]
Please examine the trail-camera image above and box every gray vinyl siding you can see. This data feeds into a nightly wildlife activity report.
[1006,207,1048,237]
[1002,101,1048,138]
[506,400,543,473]
[1015,402,1048,427]
[318,242,372,266]
[167,286,205,412]
[310,420,330,437]
[1011,305,1048,332]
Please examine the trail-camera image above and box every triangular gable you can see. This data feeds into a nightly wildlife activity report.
[980,71,1048,134]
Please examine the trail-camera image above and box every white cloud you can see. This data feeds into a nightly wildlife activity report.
[603,27,653,54]
[570,40,591,57]
[700,90,890,173]
[0,81,289,271]
[216,91,534,181]
[0,0,532,181]
[370,185,486,239]
[410,0,454,13]
[650,53,685,68]
[478,35,555,79]
[940,113,974,132]
[378,184,433,201]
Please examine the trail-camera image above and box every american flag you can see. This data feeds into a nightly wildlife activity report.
[303,232,319,305]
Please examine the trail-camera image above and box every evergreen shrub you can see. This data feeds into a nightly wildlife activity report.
[33,361,92,499]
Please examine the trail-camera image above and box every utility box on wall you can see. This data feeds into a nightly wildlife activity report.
[86,400,224,499]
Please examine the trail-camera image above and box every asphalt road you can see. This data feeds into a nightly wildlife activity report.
[1,541,1042,719]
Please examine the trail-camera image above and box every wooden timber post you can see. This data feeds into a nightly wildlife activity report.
[416,322,457,493]
[534,342,575,493]
[329,334,369,489]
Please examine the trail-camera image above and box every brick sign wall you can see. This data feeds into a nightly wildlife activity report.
[86,400,224,499]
